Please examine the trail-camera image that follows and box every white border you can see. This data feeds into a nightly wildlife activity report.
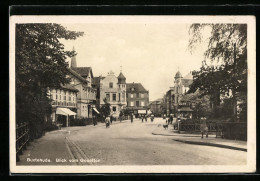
[9,16,256,173]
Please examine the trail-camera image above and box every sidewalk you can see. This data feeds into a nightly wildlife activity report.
[152,124,247,152]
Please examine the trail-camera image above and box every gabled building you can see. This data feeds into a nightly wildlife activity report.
[68,47,97,118]
[126,82,149,115]
[99,71,127,117]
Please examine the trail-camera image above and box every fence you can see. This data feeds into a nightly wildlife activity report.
[179,121,247,140]
[16,122,30,161]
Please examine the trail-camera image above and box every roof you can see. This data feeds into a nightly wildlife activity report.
[175,71,183,78]
[150,98,162,105]
[71,67,93,78]
[126,83,148,92]
[67,67,89,84]
[92,76,105,87]
[118,72,126,84]
[61,84,79,92]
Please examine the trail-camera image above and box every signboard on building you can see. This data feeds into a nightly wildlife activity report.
[138,110,146,114]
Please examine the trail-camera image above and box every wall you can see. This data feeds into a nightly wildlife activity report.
[100,72,127,117]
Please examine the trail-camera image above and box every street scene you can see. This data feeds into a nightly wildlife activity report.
[17,118,246,166]
[11,16,253,172]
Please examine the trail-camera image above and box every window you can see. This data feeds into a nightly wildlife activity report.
[130,93,133,98]
[136,101,140,107]
[130,101,134,107]
[113,94,116,101]
[141,101,145,106]
[140,93,144,98]
[118,93,121,101]
[106,93,110,101]
[126,93,128,98]
[113,106,116,112]
[109,82,113,88]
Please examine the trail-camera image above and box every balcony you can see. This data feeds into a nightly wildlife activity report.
[51,101,76,107]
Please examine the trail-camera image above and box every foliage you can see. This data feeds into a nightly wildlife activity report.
[70,118,93,126]
[181,91,211,119]
[100,98,111,118]
[16,24,84,134]
[188,24,246,64]
[188,24,247,117]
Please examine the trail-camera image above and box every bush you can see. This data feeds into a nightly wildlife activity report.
[70,118,93,126]
[45,123,59,131]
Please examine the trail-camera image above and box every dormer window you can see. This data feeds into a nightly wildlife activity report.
[131,87,135,91]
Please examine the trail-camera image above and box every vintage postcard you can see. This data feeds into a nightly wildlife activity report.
[9,16,256,173]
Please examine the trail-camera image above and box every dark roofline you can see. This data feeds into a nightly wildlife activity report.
[126,83,148,92]
[61,85,79,92]
[67,67,89,84]
[72,67,94,78]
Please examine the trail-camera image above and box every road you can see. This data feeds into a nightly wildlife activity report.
[18,118,246,165]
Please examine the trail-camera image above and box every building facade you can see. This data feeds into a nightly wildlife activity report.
[126,83,149,115]
[149,98,162,116]
[48,85,78,126]
[99,71,127,117]
[69,47,97,118]
[163,71,193,116]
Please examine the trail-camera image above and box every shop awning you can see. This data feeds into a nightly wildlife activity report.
[56,108,77,116]
[93,107,100,114]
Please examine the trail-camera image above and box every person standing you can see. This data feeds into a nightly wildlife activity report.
[130,113,133,123]
[170,114,173,124]
[141,115,144,123]
[110,115,113,124]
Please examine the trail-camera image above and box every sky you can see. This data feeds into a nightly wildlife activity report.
[60,22,209,101]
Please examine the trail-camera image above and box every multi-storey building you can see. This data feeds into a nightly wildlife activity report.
[99,71,127,117]
[68,68,97,118]
[148,98,162,116]
[126,83,149,115]
[163,71,193,116]
[69,47,97,118]
[48,85,78,127]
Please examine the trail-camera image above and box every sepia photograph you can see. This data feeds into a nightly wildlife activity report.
[9,16,256,173]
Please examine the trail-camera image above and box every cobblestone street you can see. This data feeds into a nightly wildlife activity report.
[17,118,247,166]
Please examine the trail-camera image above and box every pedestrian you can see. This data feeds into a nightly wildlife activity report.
[170,114,173,124]
[105,116,111,128]
[141,115,144,123]
[110,115,113,124]
[151,114,154,122]
[130,113,133,123]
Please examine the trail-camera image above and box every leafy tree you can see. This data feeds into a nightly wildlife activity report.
[188,24,247,119]
[100,98,111,119]
[16,24,83,136]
